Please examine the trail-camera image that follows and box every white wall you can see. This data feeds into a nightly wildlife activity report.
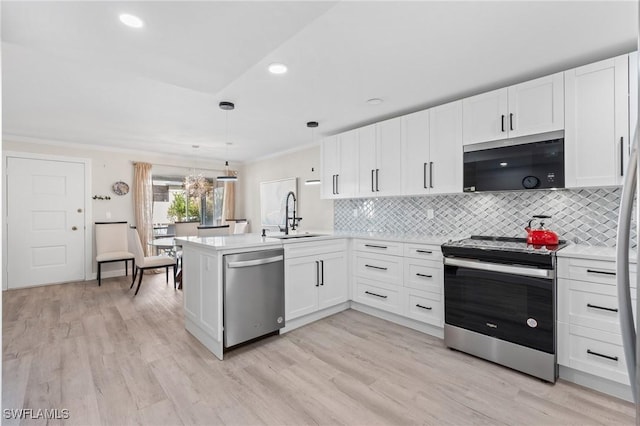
[3,139,225,279]
[237,145,333,233]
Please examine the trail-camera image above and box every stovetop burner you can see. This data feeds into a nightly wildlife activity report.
[441,235,569,268]
[444,235,568,253]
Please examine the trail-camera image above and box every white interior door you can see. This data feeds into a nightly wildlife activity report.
[7,156,86,288]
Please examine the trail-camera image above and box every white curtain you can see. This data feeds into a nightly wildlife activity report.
[221,169,236,224]
[133,162,153,256]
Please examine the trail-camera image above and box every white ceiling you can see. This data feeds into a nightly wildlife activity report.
[2,1,637,165]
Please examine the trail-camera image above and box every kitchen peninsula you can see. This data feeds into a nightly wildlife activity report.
[179,234,284,360]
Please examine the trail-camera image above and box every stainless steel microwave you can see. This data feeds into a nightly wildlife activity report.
[463,132,565,192]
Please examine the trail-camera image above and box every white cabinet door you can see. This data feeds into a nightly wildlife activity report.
[336,130,358,198]
[285,257,319,320]
[357,124,377,197]
[429,100,463,194]
[376,117,403,196]
[462,88,508,145]
[320,135,339,199]
[508,72,564,138]
[401,110,430,195]
[565,54,629,188]
[318,252,348,310]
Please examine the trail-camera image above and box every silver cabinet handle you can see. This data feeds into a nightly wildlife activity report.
[320,260,324,286]
[227,255,283,268]
[315,261,320,287]
[375,169,380,192]
[335,175,339,195]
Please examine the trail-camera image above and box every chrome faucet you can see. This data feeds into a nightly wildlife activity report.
[284,191,302,235]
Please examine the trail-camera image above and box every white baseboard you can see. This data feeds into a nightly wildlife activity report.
[558,365,633,402]
[281,302,350,333]
[350,302,444,339]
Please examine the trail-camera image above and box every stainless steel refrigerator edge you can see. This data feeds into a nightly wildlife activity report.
[616,11,640,422]
[223,249,285,348]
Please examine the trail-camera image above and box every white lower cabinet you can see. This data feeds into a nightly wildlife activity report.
[353,239,444,330]
[557,256,637,386]
[285,241,348,321]
[353,276,402,314]
[403,288,443,327]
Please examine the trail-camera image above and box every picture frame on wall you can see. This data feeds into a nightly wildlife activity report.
[260,177,297,228]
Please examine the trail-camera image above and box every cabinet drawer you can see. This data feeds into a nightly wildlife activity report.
[354,278,401,314]
[565,324,629,385]
[403,258,442,293]
[557,257,636,287]
[354,239,403,257]
[284,239,347,259]
[354,253,403,286]
[558,279,637,333]
[403,243,442,261]
[404,288,443,327]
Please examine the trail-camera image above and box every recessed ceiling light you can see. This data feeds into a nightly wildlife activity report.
[366,98,383,105]
[268,63,288,74]
[119,13,144,29]
[500,162,508,167]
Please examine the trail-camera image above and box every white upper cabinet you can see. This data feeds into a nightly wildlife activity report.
[429,100,463,194]
[320,130,358,199]
[401,102,463,195]
[565,54,629,188]
[320,135,339,199]
[462,88,508,145]
[401,109,430,195]
[463,72,564,145]
[357,118,402,197]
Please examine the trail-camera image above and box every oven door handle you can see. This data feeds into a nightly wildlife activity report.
[443,257,554,279]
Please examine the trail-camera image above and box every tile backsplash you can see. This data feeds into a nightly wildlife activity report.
[334,188,635,247]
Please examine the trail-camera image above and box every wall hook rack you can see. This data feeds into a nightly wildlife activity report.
[93,195,111,200]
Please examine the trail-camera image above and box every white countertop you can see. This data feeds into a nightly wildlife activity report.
[557,243,637,263]
[176,230,464,251]
[177,234,284,251]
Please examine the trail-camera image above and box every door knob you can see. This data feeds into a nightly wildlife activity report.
[77,208,83,213]
[72,226,78,231]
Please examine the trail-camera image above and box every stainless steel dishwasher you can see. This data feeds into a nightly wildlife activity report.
[223,249,285,348]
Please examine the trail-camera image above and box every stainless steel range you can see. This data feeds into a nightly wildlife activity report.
[441,236,567,382]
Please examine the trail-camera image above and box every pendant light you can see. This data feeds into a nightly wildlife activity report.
[304,121,321,185]
[217,101,238,183]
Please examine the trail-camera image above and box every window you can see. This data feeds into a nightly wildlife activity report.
[152,175,225,226]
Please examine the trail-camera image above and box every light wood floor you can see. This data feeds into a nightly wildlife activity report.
[3,274,636,426]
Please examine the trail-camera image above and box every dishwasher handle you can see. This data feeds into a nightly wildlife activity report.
[227,255,284,268]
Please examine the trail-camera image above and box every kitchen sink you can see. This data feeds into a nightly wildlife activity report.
[271,233,326,240]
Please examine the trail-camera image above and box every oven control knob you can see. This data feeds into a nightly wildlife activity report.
[527,318,538,328]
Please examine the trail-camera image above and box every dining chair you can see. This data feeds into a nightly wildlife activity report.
[197,225,230,237]
[174,221,199,237]
[95,222,135,286]
[128,228,176,295]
